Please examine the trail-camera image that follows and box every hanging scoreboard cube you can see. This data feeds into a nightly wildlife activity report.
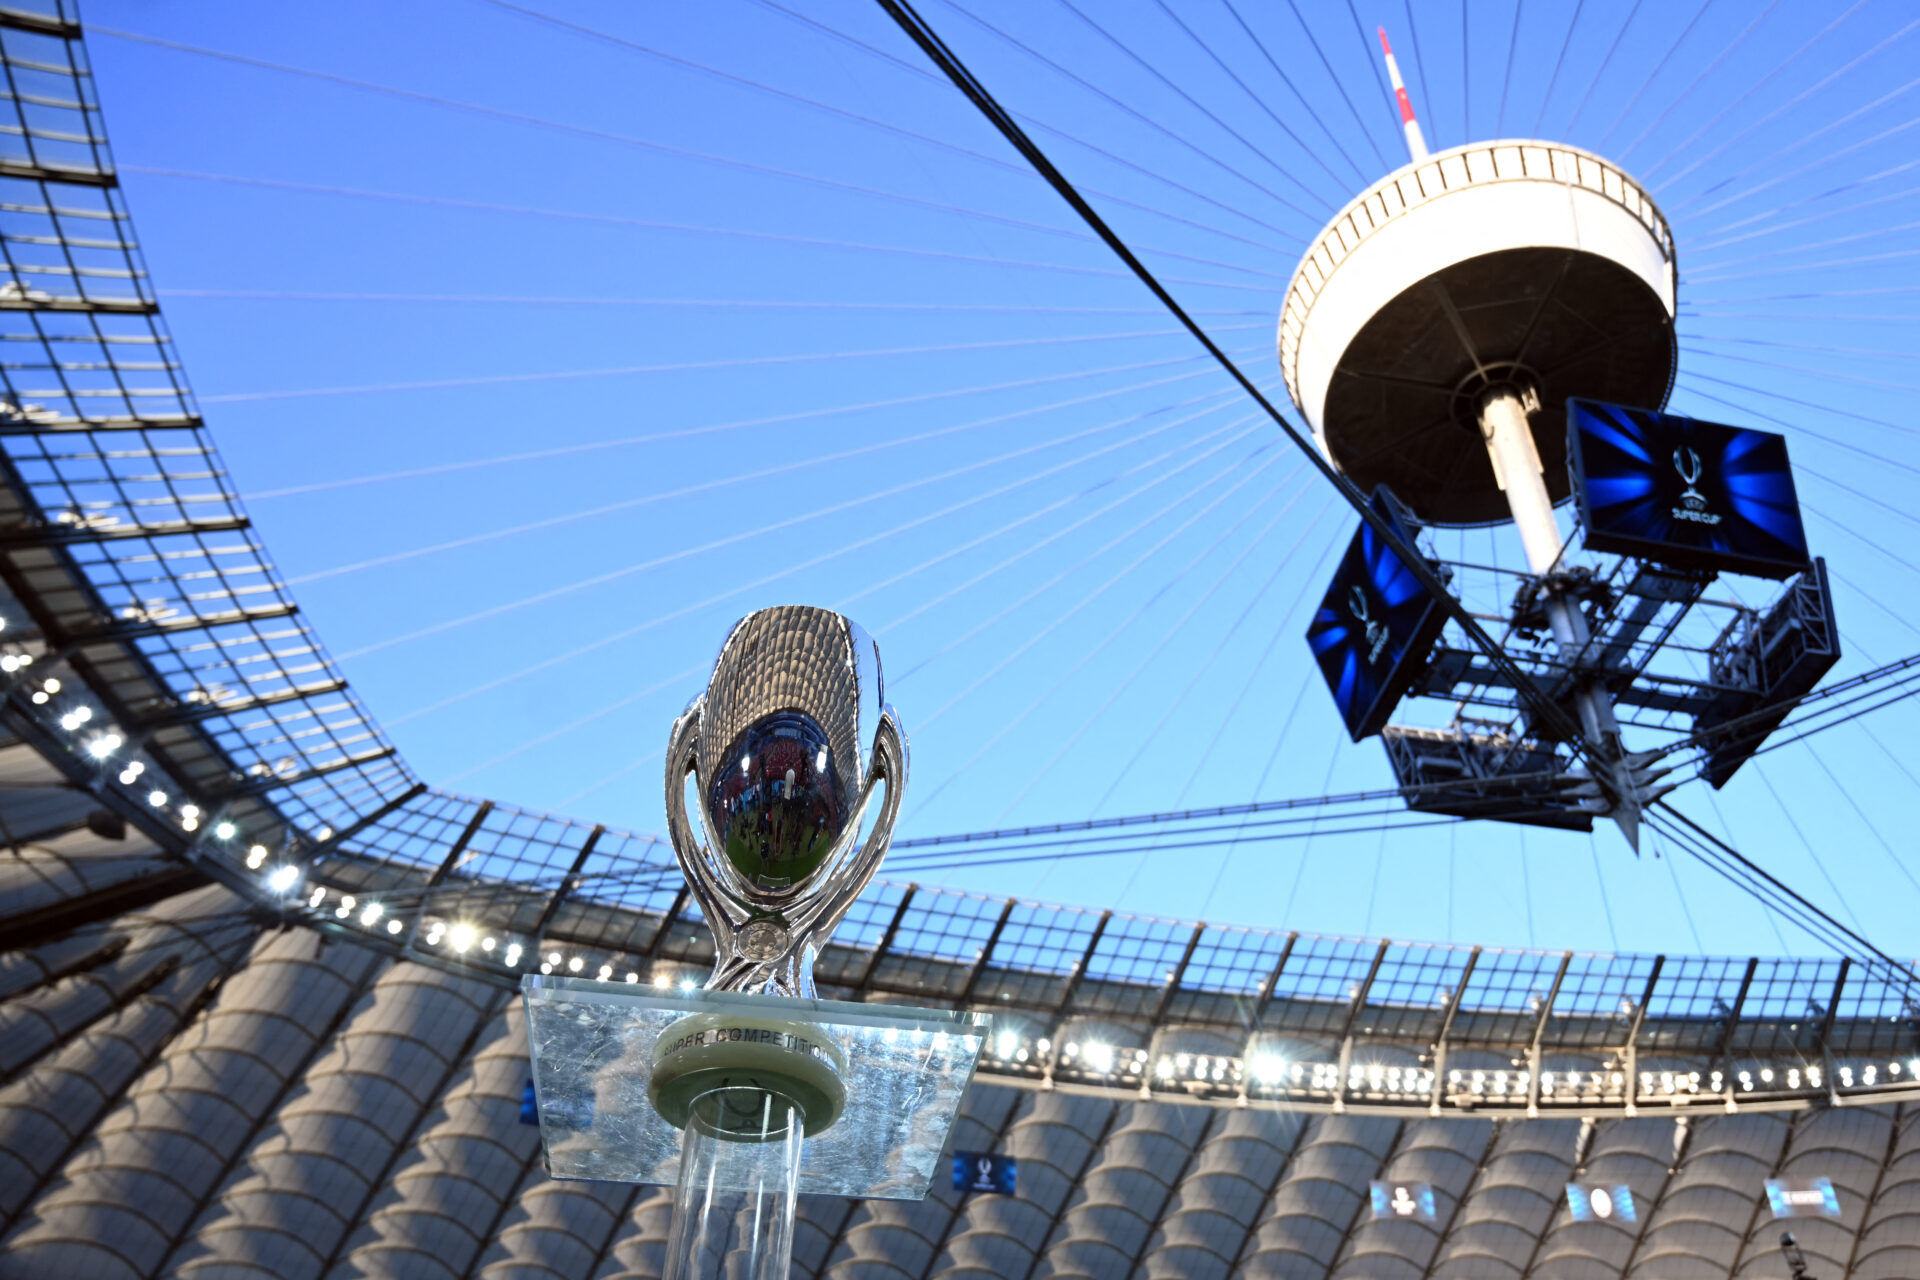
[1567,399,1811,579]
[1306,488,1449,742]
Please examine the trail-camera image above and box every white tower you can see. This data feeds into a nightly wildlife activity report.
[1279,39,1678,843]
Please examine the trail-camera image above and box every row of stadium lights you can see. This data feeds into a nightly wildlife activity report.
[294,884,713,989]
[982,1032,1920,1100]
[18,650,315,889]
[17,646,762,990]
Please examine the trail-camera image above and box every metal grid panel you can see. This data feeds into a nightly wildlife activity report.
[0,13,414,864]
[1356,941,1473,1043]
[1832,965,1920,1057]
[1639,954,1754,1055]
[1260,933,1381,1037]
[1074,911,1191,1019]
[1734,957,1842,1059]
[1449,949,1568,1046]
[1538,950,1655,1051]
[877,884,1009,1001]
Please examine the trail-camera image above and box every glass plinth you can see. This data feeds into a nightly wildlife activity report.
[522,975,991,1199]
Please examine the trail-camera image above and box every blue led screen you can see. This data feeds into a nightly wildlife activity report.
[1306,488,1448,742]
[1369,1181,1438,1222]
[1766,1176,1842,1219]
[1566,1183,1637,1223]
[953,1152,1016,1195]
[1568,399,1811,579]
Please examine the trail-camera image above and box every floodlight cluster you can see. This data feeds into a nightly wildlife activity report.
[971,1024,1920,1109]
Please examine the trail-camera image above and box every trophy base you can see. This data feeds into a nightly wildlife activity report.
[522,975,990,1198]
[649,1010,847,1137]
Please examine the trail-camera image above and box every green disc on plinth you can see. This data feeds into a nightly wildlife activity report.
[649,1010,848,1137]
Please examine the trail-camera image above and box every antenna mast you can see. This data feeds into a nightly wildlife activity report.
[1378,27,1429,161]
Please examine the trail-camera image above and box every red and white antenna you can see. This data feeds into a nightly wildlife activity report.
[1378,27,1429,162]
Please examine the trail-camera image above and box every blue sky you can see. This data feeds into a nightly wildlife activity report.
[79,0,1920,958]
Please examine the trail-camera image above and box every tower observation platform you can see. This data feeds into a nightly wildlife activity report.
[1279,140,1677,529]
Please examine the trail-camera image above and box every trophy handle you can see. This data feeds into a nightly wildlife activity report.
[790,707,908,945]
[664,698,735,944]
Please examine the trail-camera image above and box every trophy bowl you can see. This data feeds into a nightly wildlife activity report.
[665,605,907,997]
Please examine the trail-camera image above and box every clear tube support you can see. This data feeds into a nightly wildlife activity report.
[663,1087,804,1280]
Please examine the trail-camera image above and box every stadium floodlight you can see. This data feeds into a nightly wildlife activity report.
[266,865,299,893]
[147,790,168,807]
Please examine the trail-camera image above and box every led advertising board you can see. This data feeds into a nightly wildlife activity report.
[1306,488,1448,742]
[1766,1177,1842,1219]
[953,1152,1016,1196]
[1566,1184,1638,1223]
[1568,399,1811,579]
[1370,1181,1438,1222]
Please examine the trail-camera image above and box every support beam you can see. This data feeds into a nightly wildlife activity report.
[1055,909,1112,1016]
[301,782,428,863]
[207,747,399,803]
[1246,931,1299,1031]
[1429,946,1481,1115]
[1478,385,1639,846]
[1334,940,1392,1112]
[1816,958,1849,1055]
[141,679,351,728]
[1717,957,1761,1110]
[644,885,690,958]
[60,601,297,646]
[424,800,495,889]
[1622,955,1663,1116]
[0,514,248,550]
[957,897,1018,1007]
[853,883,917,993]
[0,158,113,187]
[0,8,83,37]
[527,824,606,943]
[1526,952,1574,1116]
[1150,922,1208,1025]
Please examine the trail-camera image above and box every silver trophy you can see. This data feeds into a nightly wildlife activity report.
[523,606,981,1280]
[663,604,908,998]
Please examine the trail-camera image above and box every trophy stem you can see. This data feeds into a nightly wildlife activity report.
[663,1086,804,1280]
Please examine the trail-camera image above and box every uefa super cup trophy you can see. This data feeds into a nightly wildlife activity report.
[662,605,907,998]
[521,606,985,1280]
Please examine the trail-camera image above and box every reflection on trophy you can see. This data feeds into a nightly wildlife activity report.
[663,604,908,997]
